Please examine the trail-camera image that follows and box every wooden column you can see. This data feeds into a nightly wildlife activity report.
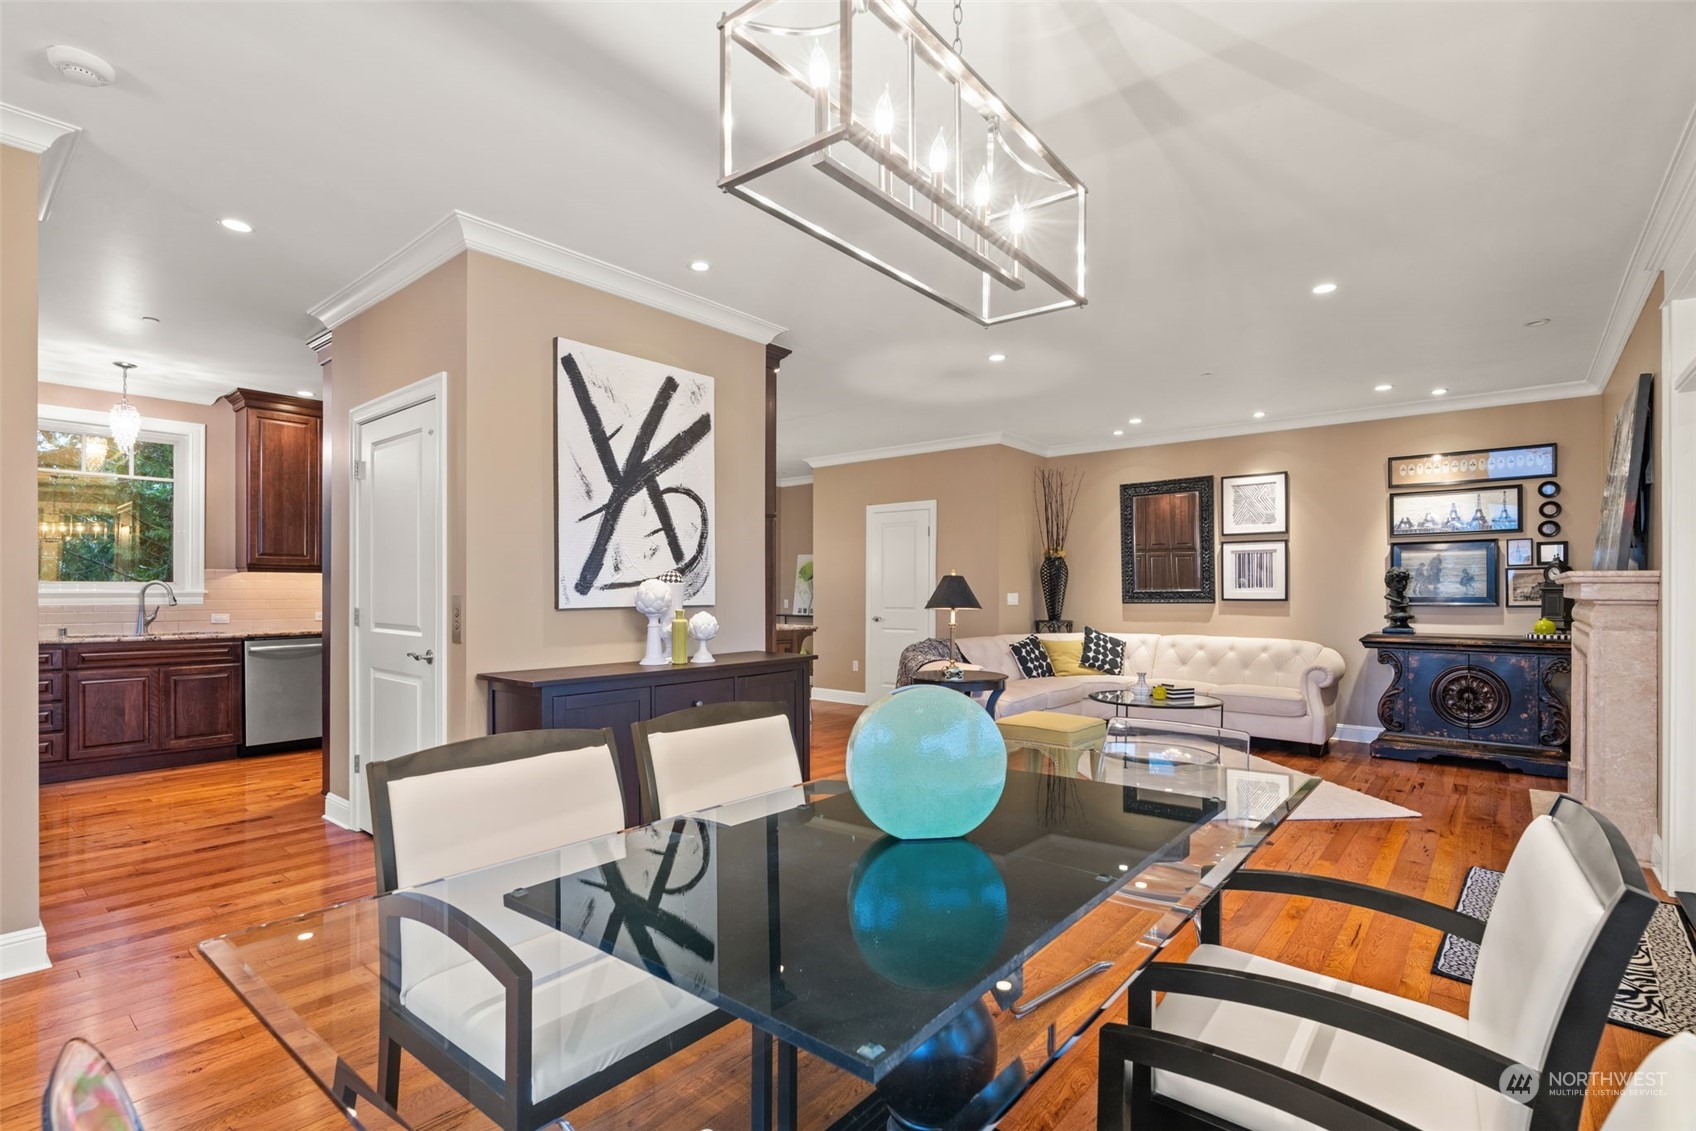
[765,344,791,654]
[310,330,333,795]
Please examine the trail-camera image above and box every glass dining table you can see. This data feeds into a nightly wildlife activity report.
[200,744,1317,1130]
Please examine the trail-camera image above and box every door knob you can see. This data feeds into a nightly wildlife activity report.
[406,649,435,665]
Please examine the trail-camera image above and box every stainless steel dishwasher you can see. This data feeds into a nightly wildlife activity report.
[243,635,323,753]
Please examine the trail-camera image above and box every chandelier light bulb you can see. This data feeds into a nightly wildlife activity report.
[874,85,894,138]
[973,168,991,210]
[928,129,948,177]
[808,44,830,89]
[109,361,141,458]
[1008,199,1027,236]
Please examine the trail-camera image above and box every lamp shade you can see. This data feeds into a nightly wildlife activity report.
[926,573,981,611]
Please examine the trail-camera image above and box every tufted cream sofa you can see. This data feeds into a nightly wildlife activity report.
[954,632,1347,751]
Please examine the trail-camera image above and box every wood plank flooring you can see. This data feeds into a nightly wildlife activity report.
[0,704,1671,1129]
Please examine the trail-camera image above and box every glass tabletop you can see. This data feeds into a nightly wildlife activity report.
[1088,688,1225,710]
[200,758,1317,1130]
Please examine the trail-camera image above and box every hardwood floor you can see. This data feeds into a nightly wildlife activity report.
[0,704,1672,1129]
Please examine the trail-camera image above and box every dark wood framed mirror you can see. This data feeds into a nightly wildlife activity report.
[1120,476,1216,603]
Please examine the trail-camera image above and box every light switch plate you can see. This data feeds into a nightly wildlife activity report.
[314,611,322,621]
[851,660,859,672]
[1007,592,1019,606]
[209,612,230,623]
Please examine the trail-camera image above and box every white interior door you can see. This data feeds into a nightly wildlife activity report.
[351,394,442,832]
[865,501,936,701]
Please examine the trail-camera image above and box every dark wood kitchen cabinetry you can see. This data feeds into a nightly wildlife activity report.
[225,389,322,572]
[480,652,815,826]
[42,639,245,783]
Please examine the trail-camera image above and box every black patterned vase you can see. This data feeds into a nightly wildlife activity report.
[1039,553,1069,623]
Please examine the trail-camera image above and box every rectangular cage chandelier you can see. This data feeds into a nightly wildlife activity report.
[718,0,1087,326]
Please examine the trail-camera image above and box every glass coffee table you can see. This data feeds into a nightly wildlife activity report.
[1089,687,1225,725]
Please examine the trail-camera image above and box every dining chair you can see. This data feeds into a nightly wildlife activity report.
[365,728,727,1131]
[1096,796,1657,1131]
[630,700,804,821]
[1593,1031,1694,1130]
[41,1039,143,1131]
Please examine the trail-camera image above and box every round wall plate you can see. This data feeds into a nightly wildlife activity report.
[1538,480,1561,498]
[1539,500,1562,518]
[1539,520,1562,537]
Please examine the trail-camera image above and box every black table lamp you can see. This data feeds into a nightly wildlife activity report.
[925,571,981,663]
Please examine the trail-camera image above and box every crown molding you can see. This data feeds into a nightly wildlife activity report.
[777,474,814,488]
[1585,99,1696,387]
[806,430,1045,470]
[0,103,78,154]
[309,211,786,344]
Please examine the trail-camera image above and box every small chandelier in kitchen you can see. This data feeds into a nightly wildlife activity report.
[718,0,1087,325]
[109,361,141,457]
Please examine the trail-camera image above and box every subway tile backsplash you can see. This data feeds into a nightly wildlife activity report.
[40,570,323,637]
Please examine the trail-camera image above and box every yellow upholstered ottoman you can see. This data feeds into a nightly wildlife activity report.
[996,710,1107,751]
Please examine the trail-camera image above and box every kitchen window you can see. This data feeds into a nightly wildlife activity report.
[38,405,205,604]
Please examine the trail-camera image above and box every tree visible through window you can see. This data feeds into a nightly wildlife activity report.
[38,427,177,583]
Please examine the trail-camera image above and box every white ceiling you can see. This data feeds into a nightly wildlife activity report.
[4,2,1694,477]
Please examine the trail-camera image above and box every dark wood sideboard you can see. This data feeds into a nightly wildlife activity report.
[480,651,815,826]
[1360,633,1571,777]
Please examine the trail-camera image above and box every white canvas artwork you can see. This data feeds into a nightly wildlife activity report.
[555,337,715,609]
[792,554,814,616]
[1220,471,1288,536]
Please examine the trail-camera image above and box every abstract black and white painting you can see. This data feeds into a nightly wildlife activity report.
[1220,540,1288,601]
[1220,471,1288,536]
[555,337,714,609]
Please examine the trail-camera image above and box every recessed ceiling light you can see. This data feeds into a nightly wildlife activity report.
[1311,282,1338,295]
[1431,387,1448,396]
[689,260,710,272]
[219,218,253,234]
[1127,417,1143,425]
[1374,383,1393,392]
[296,390,315,398]
[1523,318,1551,327]
[1252,410,1266,419]
[1112,429,1123,436]
[987,353,1006,362]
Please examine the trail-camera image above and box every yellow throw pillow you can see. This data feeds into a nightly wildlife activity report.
[1040,638,1087,677]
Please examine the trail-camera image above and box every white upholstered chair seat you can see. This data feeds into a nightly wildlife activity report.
[1152,944,1527,1131]
[402,937,717,1101]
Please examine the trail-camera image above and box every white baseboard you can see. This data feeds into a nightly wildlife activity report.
[1332,724,1384,745]
[0,925,51,980]
[813,687,869,706]
[323,792,356,831]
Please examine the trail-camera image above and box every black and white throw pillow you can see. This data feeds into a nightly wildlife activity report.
[1080,626,1125,674]
[1008,634,1055,679]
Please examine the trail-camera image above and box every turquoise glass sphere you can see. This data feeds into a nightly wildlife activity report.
[849,837,1008,989]
[846,685,1007,839]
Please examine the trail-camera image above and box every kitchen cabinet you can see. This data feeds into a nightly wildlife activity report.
[42,639,244,782]
[481,652,815,826]
[225,388,322,572]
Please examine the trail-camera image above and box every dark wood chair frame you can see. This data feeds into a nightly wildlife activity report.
[364,728,731,1131]
[1096,797,1657,1131]
[629,700,796,822]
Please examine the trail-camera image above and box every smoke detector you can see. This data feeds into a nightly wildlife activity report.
[46,46,115,87]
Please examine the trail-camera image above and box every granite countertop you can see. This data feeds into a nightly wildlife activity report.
[40,628,322,645]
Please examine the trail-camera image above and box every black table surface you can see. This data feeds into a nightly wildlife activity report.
[504,771,1216,1084]
[911,669,1008,687]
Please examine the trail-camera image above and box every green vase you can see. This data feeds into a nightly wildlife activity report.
[671,610,688,664]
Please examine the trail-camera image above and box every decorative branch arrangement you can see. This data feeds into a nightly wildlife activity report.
[1035,468,1082,554]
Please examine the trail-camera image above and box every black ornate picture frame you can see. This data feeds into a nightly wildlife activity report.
[1120,476,1216,604]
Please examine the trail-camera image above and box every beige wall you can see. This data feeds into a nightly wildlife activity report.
[36,381,240,571]
[2,145,41,939]
[812,399,1603,728]
[777,483,812,614]
[1597,275,1663,570]
[326,254,468,799]
[324,251,768,799]
[812,444,1043,693]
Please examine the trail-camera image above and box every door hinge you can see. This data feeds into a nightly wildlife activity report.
[353,459,366,481]
[353,755,361,775]
[353,607,361,626]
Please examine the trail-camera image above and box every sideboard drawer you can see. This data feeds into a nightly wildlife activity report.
[39,703,64,734]
[40,672,65,702]
[39,733,65,763]
[653,677,739,716]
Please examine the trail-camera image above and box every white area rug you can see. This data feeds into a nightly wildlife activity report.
[1287,780,1420,821]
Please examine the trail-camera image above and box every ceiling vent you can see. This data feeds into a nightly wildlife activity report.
[46,45,115,87]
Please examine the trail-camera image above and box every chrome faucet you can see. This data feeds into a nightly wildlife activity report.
[136,580,177,635]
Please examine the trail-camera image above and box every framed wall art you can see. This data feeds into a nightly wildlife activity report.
[1594,373,1652,569]
[1386,443,1556,488]
[1220,471,1288,536]
[1506,567,1545,608]
[1220,540,1288,601]
[1120,476,1215,604]
[1505,538,1533,567]
[1536,540,1569,566]
[554,336,716,609]
[1389,486,1522,538]
[1389,541,1500,606]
